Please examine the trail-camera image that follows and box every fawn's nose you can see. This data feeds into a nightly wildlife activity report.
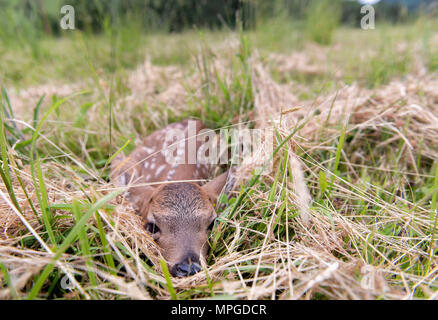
[172,257,201,277]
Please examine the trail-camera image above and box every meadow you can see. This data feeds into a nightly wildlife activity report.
[0,8,438,299]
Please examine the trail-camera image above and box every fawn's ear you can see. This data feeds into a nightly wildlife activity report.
[202,169,235,203]
[127,185,156,217]
[110,154,156,217]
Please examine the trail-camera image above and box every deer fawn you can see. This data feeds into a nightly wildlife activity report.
[111,119,232,277]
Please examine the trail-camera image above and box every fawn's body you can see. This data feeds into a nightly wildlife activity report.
[111,119,231,277]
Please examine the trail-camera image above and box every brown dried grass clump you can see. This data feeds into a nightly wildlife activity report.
[0,170,162,299]
[245,54,438,300]
[268,43,336,78]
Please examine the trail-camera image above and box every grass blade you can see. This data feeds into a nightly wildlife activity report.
[0,260,18,299]
[27,190,121,299]
[72,200,98,288]
[160,259,177,300]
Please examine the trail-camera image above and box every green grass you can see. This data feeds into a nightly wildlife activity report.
[305,0,341,45]
[0,13,437,300]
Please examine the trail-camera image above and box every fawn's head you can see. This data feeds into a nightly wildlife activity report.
[129,171,230,277]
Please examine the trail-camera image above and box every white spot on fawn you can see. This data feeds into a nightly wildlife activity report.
[142,146,154,154]
[155,165,166,177]
[167,169,175,180]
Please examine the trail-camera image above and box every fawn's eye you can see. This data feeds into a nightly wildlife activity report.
[146,222,160,234]
[208,219,216,231]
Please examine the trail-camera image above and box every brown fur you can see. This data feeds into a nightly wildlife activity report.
[111,120,232,277]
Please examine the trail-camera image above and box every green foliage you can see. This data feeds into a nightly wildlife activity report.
[305,0,341,45]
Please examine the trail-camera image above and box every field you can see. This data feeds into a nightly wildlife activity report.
[0,12,438,299]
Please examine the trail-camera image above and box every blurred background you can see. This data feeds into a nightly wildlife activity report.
[1,0,437,87]
[1,0,437,34]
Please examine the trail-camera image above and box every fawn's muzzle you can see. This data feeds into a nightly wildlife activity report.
[171,254,202,277]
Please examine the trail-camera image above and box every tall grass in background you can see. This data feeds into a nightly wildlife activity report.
[1,1,437,89]
[305,0,342,45]
[0,0,44,60]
